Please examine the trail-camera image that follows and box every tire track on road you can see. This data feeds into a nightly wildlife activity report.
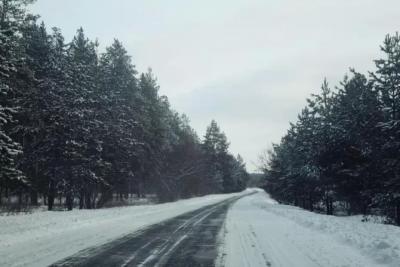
[50,194,251,267]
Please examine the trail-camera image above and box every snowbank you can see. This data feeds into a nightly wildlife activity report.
[0,191,248,267]
[266,198,400,266]
[218,191,399,267]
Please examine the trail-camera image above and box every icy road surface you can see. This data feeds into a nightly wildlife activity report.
[217,191,400,267]
[51,195,247,267]
[0,191,249,267]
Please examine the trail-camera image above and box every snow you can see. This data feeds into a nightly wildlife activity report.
[3,189,399,267]
[0,191,248,267]
[217,190,400,267]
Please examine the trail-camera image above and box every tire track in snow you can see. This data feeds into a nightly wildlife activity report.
[50,194,250,267]
[217,191,381,267]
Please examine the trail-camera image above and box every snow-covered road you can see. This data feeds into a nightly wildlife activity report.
[217,190,400,267]
[51,196,243,266]
[0,191,249,267]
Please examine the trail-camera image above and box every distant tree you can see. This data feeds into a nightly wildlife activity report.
[202,120,248,193]
[202,120,226,193]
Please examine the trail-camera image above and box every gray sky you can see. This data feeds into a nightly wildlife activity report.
[30,0,400,172]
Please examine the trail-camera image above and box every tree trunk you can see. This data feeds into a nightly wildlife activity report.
[18,190,23,208]
[326,197,333,215]
[48,181,55,211]
[85,193,92,209]
[30,189,38,206]
[326,198,329,214]
[92,190,97,209]
[294,192,298,207]
[79,192,84,209]
[66,191,73,211]
[97,188,112,208]
[48,194,54,211]
[396,201,400,226]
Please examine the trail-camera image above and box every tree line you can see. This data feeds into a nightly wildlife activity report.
[0,0,248,211]
[263,33,400,225]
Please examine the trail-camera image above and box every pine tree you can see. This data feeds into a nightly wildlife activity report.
[0,0,34,203]
[0,1,248,210]
[202,120,247,193]
[371,33,400,224]
[33,27,71,210]
[137,69,167,197]
[329,72,382,214]
[14,19,50,205]
[97,39,141,206]
[202,120,225,193]
[264,33,400,224]
[59,28,106,210]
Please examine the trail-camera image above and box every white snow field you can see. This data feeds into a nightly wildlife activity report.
[217,190,400,267]
[0,190,250,267]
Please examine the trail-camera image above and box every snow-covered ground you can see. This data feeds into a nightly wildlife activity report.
[217,190,400,267]
[217,191,400,267]
[0,191,249,267]
[3,189,399,267]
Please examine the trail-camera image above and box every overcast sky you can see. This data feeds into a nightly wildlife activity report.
[30,0,400,172]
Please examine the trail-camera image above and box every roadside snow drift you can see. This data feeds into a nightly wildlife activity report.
[0,191,248,267]
[217,190,400,267]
